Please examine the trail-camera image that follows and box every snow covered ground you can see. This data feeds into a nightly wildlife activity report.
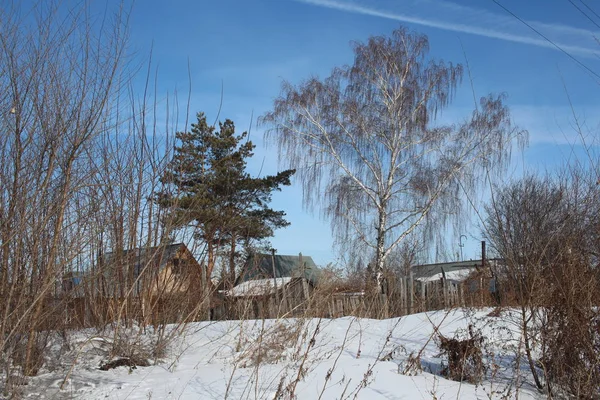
[16,309,542,399]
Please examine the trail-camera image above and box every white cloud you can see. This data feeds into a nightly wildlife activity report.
[510,104,600,145]
[425,103,600,146]
[296,0,600,58]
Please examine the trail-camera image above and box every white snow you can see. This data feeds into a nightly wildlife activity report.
[227,277,293,297]
[17,309,543,399]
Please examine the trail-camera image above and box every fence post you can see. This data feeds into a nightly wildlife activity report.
[408,272,414,315]
[398,277,405,316]
[442,282,446,309]
[479,277,484,306]
[440,267,447,309]
[420,282,426,312]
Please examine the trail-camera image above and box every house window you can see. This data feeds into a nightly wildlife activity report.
[62,277,74,292]
[62,273,82,292]
[172,258,182,276]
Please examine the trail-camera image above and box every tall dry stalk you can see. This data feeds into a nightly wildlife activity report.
[0,0,128,378]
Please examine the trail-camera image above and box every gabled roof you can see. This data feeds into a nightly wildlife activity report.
[412,259,500,283]
[103,242,187,274]
[228,277,293,297]
[236,253,320,285]
[98,243,195,297]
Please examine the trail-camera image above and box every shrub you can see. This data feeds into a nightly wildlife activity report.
[437,325,485,383]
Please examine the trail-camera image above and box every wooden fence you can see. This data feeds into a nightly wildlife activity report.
[323,275,496,319]
[46,273,497,329]
[218,277,313,320]
[216,273,497,320]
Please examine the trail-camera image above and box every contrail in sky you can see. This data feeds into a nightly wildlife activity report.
[297,0,600,58]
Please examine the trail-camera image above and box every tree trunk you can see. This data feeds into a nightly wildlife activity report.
[229,236,236,289]
[206,241,215,281]
[375,206,387,283]
[375,205,389,318]
[521,306,544,391]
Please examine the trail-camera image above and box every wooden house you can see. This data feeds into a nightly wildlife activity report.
[235,253,320,285]
[61,243,213,327]
[411,258,502,309]
[98,243,207,298]
[225,253,320,319]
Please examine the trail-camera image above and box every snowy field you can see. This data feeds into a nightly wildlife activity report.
[17,309,542,399]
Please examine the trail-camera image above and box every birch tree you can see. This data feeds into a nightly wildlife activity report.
[261,27,526,289]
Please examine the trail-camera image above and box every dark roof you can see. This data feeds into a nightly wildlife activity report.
[103,243,186,274]
[99,243,191,297]
[237,253,320,285]
[411,259,494,280]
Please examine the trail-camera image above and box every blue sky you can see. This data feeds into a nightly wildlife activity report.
[121,0,600,266]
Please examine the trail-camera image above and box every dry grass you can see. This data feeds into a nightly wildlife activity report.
[436,325,485,384]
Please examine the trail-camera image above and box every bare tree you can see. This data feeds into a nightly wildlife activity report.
[483,174,564,391]
[0,0,128,379]
[0,1,221,395]
[483,170,600,396]
[261,27,525,299]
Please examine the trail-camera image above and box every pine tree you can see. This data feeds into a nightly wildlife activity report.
[156,112,295,282]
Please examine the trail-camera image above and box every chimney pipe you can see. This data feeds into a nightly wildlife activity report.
[481,241,486,267]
